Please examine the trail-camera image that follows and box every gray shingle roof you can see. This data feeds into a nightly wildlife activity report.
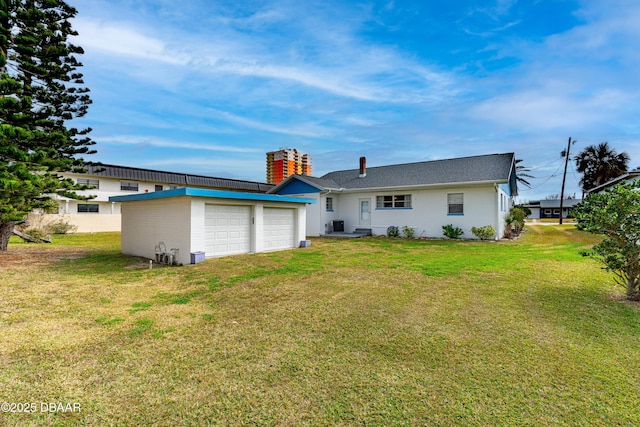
[321,153,515,190]
[538,199,582,208]
[292,175,342,190]
[84,164,273,193]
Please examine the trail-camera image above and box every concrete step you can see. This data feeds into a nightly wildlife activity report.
[353,228,372,235]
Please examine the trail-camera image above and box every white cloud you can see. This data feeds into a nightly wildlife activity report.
[73,18,186,64]
[99,136,262,153]
[209,110,335,139]
[73,4,456,105]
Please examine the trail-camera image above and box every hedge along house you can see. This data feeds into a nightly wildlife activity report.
[109,188,315,265]
[269,153,518,240]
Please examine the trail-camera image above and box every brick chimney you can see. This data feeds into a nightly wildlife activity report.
[359,156,366,178]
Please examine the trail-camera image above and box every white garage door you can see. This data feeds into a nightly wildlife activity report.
[204,204,251,256]
[263,208,295,251]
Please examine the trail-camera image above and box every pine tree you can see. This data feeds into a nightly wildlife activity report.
[0,0,94,251]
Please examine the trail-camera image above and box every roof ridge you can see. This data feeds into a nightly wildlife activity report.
[87,163,272,186]
[322,152,514,176]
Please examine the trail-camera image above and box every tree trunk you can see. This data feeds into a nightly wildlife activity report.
[0,221,15,251]
[627,276,639,301]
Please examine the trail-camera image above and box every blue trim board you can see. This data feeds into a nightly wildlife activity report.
[274,179,322,195]
[110,187,315,204]
[500,183,512,197]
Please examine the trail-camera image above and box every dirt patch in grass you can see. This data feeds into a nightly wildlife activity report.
[0,246,90,268]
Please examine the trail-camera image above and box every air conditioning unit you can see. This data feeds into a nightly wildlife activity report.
[332,219,345,233]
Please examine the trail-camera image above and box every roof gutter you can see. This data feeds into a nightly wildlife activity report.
[337,180,509,193]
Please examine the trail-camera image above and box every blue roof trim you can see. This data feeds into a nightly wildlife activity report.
[109,187,315,204]
[275,179,323,195]
[500,183,512,197]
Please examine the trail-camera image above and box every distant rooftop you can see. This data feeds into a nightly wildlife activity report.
[76,163,274,193]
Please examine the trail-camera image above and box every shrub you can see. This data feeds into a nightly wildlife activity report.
[504,215,514,239]
[401,226,415,239]
[510,207,526,235]
[387,226,399,237]
[442,224,464,239]
[574,181,640,300]
[23,228,48,241]
[471,225,496,240]
[47,218,78,235]
[504,207,526,238]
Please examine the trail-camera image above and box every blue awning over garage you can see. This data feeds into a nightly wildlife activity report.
[110,187,315,204]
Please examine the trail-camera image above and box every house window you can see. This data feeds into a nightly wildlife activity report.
[120,181,139,191]
[376,195,412,209]
[77,178,99,189]
[155,185,164,192]
[448,193,464,215]
[326,197,333,211]
[169,185,178,190]
[544,209,552,215]
[77,204,99,213]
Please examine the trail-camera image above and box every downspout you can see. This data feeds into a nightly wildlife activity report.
[494,183,501,241]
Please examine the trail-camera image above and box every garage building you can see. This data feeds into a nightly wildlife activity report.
[110,188,314,264]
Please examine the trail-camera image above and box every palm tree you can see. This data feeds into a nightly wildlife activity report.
[515,158,534,188]
[574,142,629,192]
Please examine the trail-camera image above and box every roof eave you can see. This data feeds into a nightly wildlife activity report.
[110,187,315,204]
[338,179,510,193]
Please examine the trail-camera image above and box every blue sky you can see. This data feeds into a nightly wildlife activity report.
[67,0,640,201]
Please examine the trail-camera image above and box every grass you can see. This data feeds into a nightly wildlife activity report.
[1,227,639,425]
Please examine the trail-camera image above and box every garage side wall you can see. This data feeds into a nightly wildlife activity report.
[120,197,192,265]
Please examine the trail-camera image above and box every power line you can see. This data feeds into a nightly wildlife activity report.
[519,162,564,192]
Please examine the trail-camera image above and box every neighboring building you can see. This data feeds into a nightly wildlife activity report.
[110,188,314,263]
[39,164,273,232]
[522,199,582,219]
[269,153,518,240]
[585,170,640,195]
[266,149,312,184]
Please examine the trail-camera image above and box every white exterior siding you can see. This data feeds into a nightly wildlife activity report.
[118,192,311,264]
[120,197,192,265]
[53,174,174,232]
[49,170,274,233]
[305,184,508,240]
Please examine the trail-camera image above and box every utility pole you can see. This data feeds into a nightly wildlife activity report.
[559,137,575,225]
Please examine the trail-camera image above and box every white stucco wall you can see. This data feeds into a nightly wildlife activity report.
[310,184,505,239]
[120,195,309,264]
[120,197,193,265]
[28,213,121,233]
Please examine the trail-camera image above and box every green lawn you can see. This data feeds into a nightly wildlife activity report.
[1,226,639,426]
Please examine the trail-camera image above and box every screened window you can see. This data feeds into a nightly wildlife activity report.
[77,204,99,213]
[77,178,99,189]
[155,185,163,192]
[120,181,139,191]
[447,193,464,215]
[376,195,412,209]
[326,197,333,211]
